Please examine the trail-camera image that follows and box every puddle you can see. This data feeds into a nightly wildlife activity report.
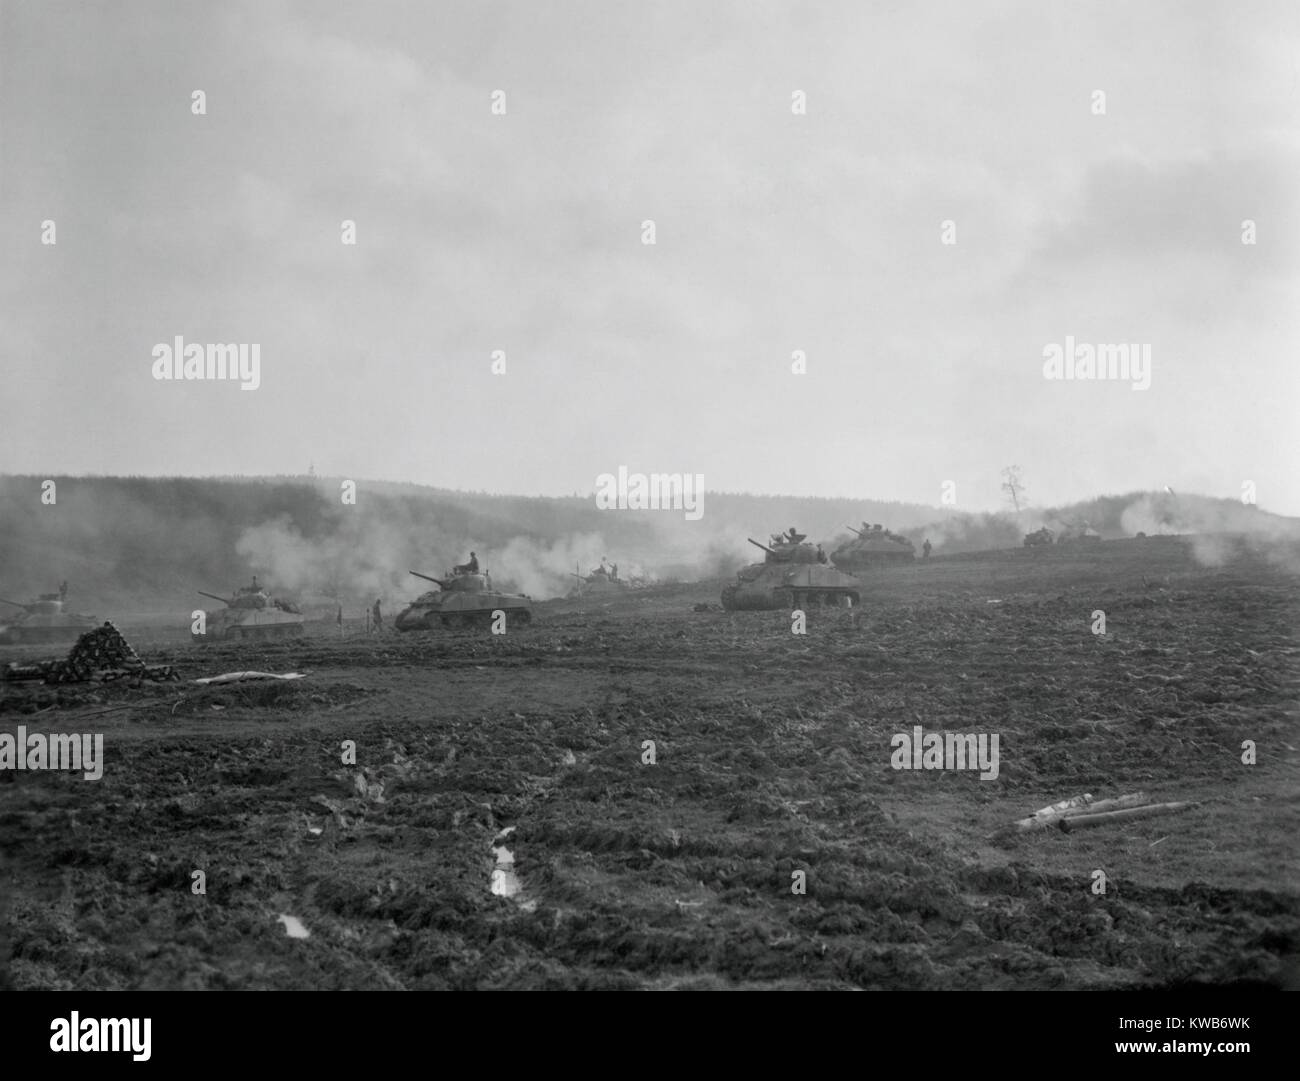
[277,914,311,939]
[490,826,537,912]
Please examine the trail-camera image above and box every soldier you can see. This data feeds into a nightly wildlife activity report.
[468,551,479,573]
[816,544,827,564]
[922,538,932,560]
[372,599,383,632]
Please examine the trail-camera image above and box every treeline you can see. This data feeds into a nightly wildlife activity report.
[0,475,1291,610]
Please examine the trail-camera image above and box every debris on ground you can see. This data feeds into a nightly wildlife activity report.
[1059,800,1198,832]
[994,792,1200,837]
[192,671,307,684]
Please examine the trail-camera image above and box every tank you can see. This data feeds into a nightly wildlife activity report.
[0,584,98,645]
[193,579,305,641]
[395,569,533,630]
[831,522,916,570]
[721,533,862,611]
[567,560,627,598]
[1023,527,1055,548]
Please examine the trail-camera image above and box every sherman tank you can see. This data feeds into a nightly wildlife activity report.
[193,579,304,641]
[1023,527,1055,548]
[721,533,862,611]
[0,584,99,645]
[567,560,627,598]
[831,522,916,570]
[395,569,533,630]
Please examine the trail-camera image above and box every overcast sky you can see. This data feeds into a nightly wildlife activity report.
[2,0,1297,513]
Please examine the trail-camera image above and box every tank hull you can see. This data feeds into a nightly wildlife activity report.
[193,608,305,641]
[721,562,862,611]
[0,615,99,646]
[395,590,533,631]
[831,534,915,570]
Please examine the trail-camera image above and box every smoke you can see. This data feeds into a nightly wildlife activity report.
[1118,492,1300,572]
[491,532,612,598]
[235,513,418,602]
[1118,493,1183,537]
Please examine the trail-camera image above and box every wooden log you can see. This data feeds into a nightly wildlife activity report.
[1060,801,1196,832]
[1063,793,1148,817]
[993,792,1150,838]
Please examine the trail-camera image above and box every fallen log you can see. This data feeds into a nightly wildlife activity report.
[1060,801,1196,832]
[996,792,1149,836]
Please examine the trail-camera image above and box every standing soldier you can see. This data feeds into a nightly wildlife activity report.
[372,598,383,633]
[922,538,932,560]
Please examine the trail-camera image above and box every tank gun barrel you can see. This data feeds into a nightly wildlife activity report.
[410,570,449,588]
[0,596,30,609]
[747,538,777,554]
[847,524,867,537]
[197,591,229,605]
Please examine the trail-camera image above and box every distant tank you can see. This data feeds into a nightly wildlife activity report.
[193,578,304,641]
[567,560,628,598]
[1023,527,1055,548]
[395,569,533,630]
[721,532,862,611]
[0,583,98,645]
[831,522,916,570]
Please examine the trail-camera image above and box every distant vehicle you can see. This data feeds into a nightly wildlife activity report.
[1023,527,1055,548]
[721,533,862,611]
[1056,521,1103,544]
[831,522,916,570]
[567,559,648,597]
[193,579,304,641]
[396,569,533,630]
[0,583,98,645]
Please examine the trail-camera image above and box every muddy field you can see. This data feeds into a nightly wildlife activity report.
[1,537,1297,990]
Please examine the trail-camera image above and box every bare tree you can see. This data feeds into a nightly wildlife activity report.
[1001,466,1026,513]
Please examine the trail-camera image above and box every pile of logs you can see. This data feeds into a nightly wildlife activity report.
[3,622,179,684]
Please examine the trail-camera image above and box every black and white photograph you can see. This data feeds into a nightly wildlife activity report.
[1,0,1296,1033]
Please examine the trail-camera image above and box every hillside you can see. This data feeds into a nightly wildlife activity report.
[0,475,1294,609]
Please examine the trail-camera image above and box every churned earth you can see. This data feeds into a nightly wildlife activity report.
[1,537,1297,990]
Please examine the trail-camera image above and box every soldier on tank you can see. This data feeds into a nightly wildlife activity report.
[816,544,827,564]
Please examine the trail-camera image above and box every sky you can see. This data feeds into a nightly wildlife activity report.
[2,0,1297,514]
